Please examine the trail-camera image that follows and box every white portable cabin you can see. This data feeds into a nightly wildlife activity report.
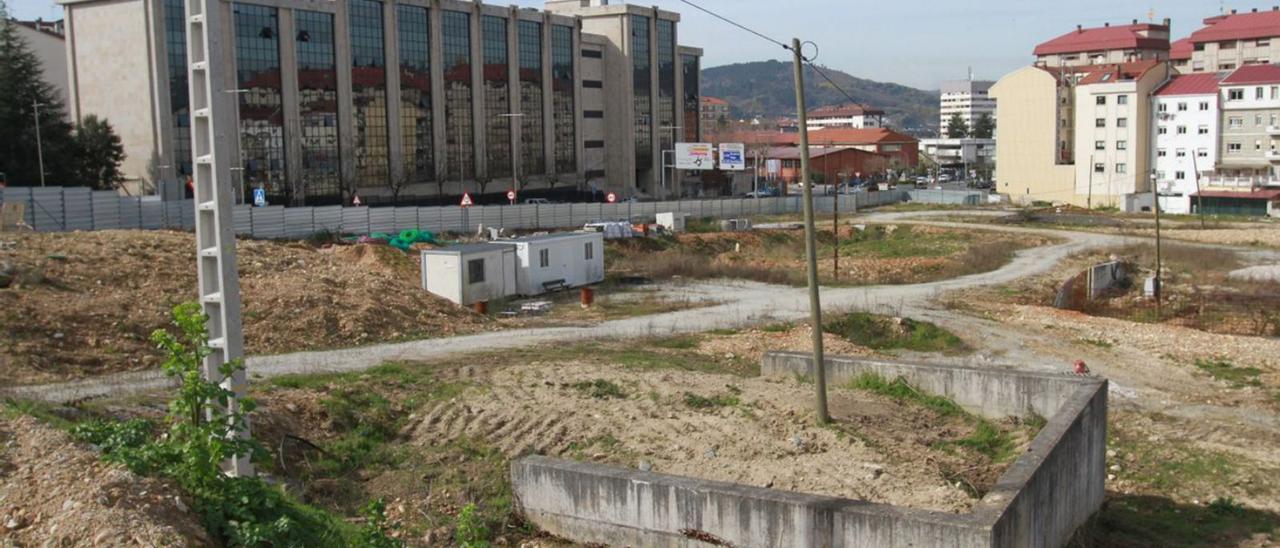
[511,232,605,295]
[420,243,517,306]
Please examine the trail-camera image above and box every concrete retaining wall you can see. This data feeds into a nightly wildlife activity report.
[513,354,1107,548]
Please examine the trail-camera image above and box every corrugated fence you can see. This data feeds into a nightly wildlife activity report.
[1,186,909,239]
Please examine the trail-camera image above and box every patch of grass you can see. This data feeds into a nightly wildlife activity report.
[682,391,740,410]
[1,398,75,429]
[652,334,701,349]
[1074,494,1280,548]
[825,312,968,354]
[684,217,720,233]
[269,362,468,402]
[1078,337,1114,349]
[1194,358,1263,388]
[949,420,1018,462]
[846,373,964,417]
[707,328,740,336]
[760,322,793,333]
[571,379,627,399]
[836,225,967,259]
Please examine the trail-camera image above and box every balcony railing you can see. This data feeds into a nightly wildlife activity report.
[1268,125,1280,135]
[1204,176,1280,189]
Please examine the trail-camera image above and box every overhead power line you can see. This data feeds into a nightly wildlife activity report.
[678,0,866,109]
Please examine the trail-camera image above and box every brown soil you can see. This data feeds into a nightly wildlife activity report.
[0,231,490,385]
[0,415,210,546]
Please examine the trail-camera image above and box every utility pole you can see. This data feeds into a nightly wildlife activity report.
[1151,171,1163,320]
[1191,153,1205,229]
[1087,154,1094,210]
[792,38,829,424]
[33,100,46,187]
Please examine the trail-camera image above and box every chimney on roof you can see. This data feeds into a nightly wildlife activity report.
[1077,24,1083,32]
[1104,22,1110,27]
[1163,17,1171,26]
[1253,8,1258,12]
[1132,19,1138,24]
[1231,9,1237,14]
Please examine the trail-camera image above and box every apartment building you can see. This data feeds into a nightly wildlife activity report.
[59,0,702,204]
[993,61,1168,209]
[1152,73,1223,214]
[700,96,730,126]
[939,79,995,133]
[1033,21,1171,68]
[1177,8,1280,73]
[805,104,885,129]
[1216,64,1280,178]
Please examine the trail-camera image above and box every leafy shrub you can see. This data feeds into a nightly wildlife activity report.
[455,503,491,547]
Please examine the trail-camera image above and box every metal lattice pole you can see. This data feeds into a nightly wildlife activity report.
[186,0,252,476]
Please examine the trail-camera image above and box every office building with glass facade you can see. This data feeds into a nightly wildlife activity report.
[59,0,702,203]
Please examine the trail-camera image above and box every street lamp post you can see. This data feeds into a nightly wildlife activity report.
[225,89,250,203]
[33,100,46,187]
[659,125,682,199]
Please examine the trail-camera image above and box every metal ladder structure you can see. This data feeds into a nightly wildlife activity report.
[185,0,252,476]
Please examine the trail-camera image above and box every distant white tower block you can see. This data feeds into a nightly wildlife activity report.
[185,0,252,476]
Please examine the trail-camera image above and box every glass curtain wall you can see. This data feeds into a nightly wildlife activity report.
[233,4,287,202]
[518,20,545,176]
[482,16,511,179]
[443,10,474,181]
[681,54,700,143]
[163,0,191,177]
[397,5,434,184]
[349,0,390,185]
[551,25,575,175]
[631,15,652,171]
[656,19,676,153]
[295,10,341,204]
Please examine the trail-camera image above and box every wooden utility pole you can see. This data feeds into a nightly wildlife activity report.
[792,38,829,424]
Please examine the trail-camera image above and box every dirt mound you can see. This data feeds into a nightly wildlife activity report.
[0,231,490,385]
[0,415,210,546]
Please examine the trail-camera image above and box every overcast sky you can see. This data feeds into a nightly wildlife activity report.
[8,0,1265,89]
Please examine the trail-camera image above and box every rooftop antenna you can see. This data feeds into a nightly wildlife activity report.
[1148,7,1156,22]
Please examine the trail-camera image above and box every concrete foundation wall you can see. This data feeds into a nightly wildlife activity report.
[514,354,1107,548]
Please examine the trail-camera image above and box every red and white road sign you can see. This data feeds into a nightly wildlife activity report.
[460,192,474,207]
[606,192,617,203]
[507,189,517,204]
[352,194,362,206]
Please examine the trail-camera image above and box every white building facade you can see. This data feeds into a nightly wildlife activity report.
[939,79,995,135]
[1152,74,1222,214]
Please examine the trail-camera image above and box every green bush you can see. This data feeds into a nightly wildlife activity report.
[455,503,491,547]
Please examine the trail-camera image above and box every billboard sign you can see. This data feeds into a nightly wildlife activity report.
[719,143,746,170]
[675,143,714,170]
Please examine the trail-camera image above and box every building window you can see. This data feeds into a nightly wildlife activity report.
[584,242,594,260]
[1094,163,1105,173]
[1176,149,1186,157]
[1116,140,1127,150]
[1198,125,1209,135]
[1200,101,1210,110]
[1115,163,1126,174]
[1157,149,1166,157]
[1117,94,1128,105]
[1176,126,1187,134]
[1177,102,1187,111]
[1175,171,1186,180]
[233,4,287,202]
[1117,118,1128,128]
[1229,117,1243,129]
[518,20,545,176]
[1257,114,1265,126]
[1273,86,1280,100]
[581,49,602,59]
[582,80,603,89]
[1158,103,1167,112]
[397,4,433,184]
[1228,142,1243,153]
[1260,38,1272,47]
[350,0,390,185]
[552,24,576,174]
[656,19,676,157]
[482,15,512,179]
[1197,148,1208,157]
[1096,96,1106,105]
[632,14,653,171]
[1095,140,1106,151]
[583,140,604,149]
[1095,118,1106,128]
[539,248,550,268]
[443,10,475,181]
[468,259,485,284]
[163,0,192,177]
[1229,89,1244,101]
[1258,87,1266,100]
[682,54,700,142]
[296,10,342,203]
[1157,126,1167,135]
[583,110,603,119]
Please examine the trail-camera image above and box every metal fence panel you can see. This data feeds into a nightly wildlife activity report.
[30,188,65,231]
[368,207,396,234]
[62,188,93,231]
[232,205,254,235]
[283,208,314,238]
[252,206,286,239]
[393,207,418,232]
[313,206,343,233]
[140,200,165,229]
[341,208,370,235]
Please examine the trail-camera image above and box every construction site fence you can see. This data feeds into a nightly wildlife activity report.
[1,186,910,239]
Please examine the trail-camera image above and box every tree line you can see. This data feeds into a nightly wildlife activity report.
[0,1,125,190]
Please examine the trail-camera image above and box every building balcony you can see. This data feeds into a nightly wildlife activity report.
[1267,126,1280,135]
[1268,150,1280,161]
[1205,176,1280,189]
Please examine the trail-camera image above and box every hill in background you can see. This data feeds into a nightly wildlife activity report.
[701,60,940,135]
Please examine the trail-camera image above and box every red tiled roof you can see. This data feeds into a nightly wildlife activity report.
[701,96,729,106]
[1170,38,1193,61]
[764,146,886,160]
[1154,72,1224,96]
[808,103,884,118]
[1076,60,1161,85]
[1222,64,1280,85]
[805,127,918,145]
[1189,9,1280,43]
[1193,189,1280,200]
[1033,23,1169,56]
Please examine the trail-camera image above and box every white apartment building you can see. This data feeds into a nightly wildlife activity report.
[1152,73,1223,214]
[805,104,884,129]
[1073,60,1168,211]
[939,79,995,134]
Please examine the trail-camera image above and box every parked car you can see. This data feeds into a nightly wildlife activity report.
[524,198,551,205]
